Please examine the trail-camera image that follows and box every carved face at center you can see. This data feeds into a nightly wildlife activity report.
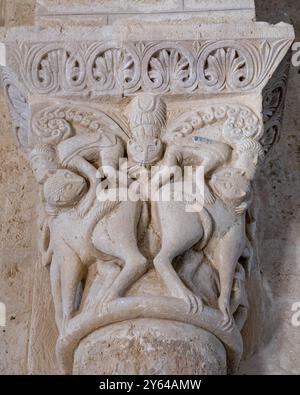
[127,137,164,165]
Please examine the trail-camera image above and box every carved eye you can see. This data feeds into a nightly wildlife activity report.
[224,181,232,190]
[51,129,60,137]
[64,183,73,191]
[64,172,72,179]
[233,128,242,136]
[173,132,183,139]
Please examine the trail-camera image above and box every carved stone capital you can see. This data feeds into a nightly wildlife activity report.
[0,4,294,375]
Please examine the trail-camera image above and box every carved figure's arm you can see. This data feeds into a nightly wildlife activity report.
[66,155,98,216]
[67,155,98,184]
[150,145,182,190]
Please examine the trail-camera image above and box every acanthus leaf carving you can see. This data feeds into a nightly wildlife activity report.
[142,43,197,93]
[1,69,31,151]
[7,38,292,97]
[261,51,291,155]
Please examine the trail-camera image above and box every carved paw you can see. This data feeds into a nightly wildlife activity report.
[97,289,120,315]
[177,289,204,315]
[234,203,248,216]
[218,296,234,331]
[77,205,89,218]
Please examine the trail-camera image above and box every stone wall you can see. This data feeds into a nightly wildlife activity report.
[0,0,37,375]
[0,0,299,375]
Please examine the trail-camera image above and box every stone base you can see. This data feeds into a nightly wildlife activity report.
[73,319,227,375]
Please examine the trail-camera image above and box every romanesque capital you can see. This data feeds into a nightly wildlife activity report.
[0,1,294,375]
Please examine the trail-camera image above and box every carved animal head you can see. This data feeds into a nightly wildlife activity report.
[43,170,87,208]
[210,168,251,206]
[127,136,164,165]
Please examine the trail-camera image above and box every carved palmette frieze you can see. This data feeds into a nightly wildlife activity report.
[262,51,291,155]
[1,69,30,150]
[7,38,292,97]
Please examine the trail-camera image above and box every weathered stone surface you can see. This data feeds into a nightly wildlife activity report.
[0,94,38,374]
[73,319,227,375]
[35,0,256,27]
[37,0,184,14]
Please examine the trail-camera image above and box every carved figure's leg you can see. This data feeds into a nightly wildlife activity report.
[100,251,148,305]
[154,201,205,314]
[58,243,85,332]
[201,156,221,205]
[50,254,63,333]
[213,222,246,330]
[153,252,203,314]
[93,201,149,306]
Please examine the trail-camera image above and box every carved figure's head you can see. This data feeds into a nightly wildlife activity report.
[43,169,87,208]
[127,135,164,165]
[128,94,166,164]
[210,167,251,206]
[129,94,167,139]
[234,139,265,179]
[29,144,58,184]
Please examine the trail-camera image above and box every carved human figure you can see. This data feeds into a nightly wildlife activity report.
[124,95,219,313]
[30,109,146,332]
[145,102,264,323]
[29,98,264,336]
[203,133,264,327]
[56,131,124,216]
[66,96,211,314]
[40,169,149,333]
[160,133,231,205]
[32,107,125,216]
